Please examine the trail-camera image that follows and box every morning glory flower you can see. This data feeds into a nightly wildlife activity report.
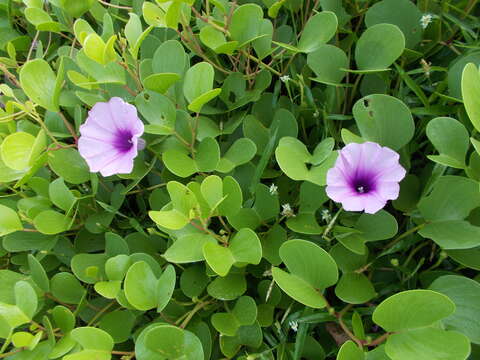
[326,142,406,214]
[78,97,144,177]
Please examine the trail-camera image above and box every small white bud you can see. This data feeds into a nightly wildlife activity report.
[281,203,295,217]
[280,75,291,83]
[269,183,278,195]
[420,14,433,29]
[289,320,298,332]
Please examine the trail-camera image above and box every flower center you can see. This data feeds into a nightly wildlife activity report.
[114,130,134,152]
[351,176,375,195]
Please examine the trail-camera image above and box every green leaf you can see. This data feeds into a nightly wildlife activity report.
[352,94,414,150]
[196,137,220,172]
[203,229,261,276]
[229,4,264,46]
[429,275,480,344]
[183,62,221,112]
[298,11,337,53]
[418,176,480,221]
[275,137,338,186]
[461,62,480,132]
[48,148,90,184]
[27,254,49,292]
[337,340,364,360]
[385,328,470,360]
[65,327,114,360]
[135,91,176,135]
[355,23,405,71]
[365,0,423,48]
[426,117,469,169]
[124,261,158,311]
[308,45,348,85]
[49,177,76,212]
[373,290,456,332]
[272,240,338,308]
[0,204,22,236]
[33,210,70,235]
[152,40,186,75]
[419,220,480,249]
[19,58,61,112]
[335,273,376,304]
[164,234,217,263]
[216,138,257,173]
[1,132,37,171]
[50,273,86,304]
[143,73,181,94]
[143,325,204,359]
[156,265,176,312]
[355,210,398,241]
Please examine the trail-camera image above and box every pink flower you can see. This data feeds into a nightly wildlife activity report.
[78,97,144,177]
[326,142,406,214]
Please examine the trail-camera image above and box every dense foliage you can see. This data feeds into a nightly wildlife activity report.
[1,0,480,359]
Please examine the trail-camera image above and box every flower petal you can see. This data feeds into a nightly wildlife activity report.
[99,150,136,177]
[375,181,401,201]
[78,136,116,159]
[363,192,388,214]
[325,185,355,203]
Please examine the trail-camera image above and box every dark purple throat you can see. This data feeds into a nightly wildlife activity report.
[350,173,376,194]
[114,129,134,153]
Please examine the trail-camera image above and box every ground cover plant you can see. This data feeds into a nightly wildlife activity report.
[1,0,480,358]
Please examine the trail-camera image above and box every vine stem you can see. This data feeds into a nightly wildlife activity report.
[384,223,426,250]
[0,349,21,358]
[98,0,132,10]
[179,300,213,329]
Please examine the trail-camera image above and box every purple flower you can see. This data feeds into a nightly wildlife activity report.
[78,97,144,177]
[326,142,406,214]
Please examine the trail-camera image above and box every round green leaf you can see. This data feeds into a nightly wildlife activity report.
[144,325,204,359]
[229,4,263,46]
[365,0,423,48]
[419,220,480,249]
[0,132,36,171]
[48,148,90,184]
[298,12,338,53]
[143,73,181,94]
[33,210,70,235]
[124,261,158,311]
[373,289,456,332]
[418,176,480,221]
[385,328,470,360]
[337,340,364,360]
[308,45,348,85]
[352,94,414,150]
[335,273,376,304]
[429,275,480,344]
[355,23,405,71]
